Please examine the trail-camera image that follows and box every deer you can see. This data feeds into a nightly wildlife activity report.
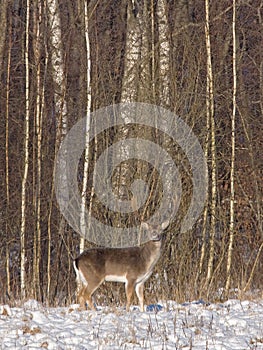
[73,219,172,312]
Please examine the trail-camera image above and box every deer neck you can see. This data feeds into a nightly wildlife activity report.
[142,238,162,262]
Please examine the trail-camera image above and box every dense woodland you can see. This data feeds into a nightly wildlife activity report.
[0,0,262,306]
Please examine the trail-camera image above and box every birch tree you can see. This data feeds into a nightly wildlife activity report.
[204,0,217,290]
[225,0,237,295]
[46,0,67,133]
[46,0,68,300]
[20,0,30,299]
[156,0,170,107]
[32,0,44,299]
[80,0,92,253]
[115,1,146,230]
[121,0,144,102]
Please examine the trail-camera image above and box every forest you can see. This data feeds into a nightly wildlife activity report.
[0,0,262,307]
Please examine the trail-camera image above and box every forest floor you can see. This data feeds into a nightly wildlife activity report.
[0,298,263,349]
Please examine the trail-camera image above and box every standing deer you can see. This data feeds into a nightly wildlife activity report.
[73,219,171,312]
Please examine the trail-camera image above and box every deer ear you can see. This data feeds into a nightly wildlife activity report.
[141,222,149,230]
[161,220,170,230]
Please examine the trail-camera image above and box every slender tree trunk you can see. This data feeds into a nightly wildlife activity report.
[80,0,92,253]
[5,18,12,299]
[33,1,43,300]
[204,0,217,289]
[197,117,210,287]
[21,0,30,299]
[225,0,237,295]
[150,0,156,101]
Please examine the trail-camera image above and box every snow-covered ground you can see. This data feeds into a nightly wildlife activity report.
[0,299,263,349]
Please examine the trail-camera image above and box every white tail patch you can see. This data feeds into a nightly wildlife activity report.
[73,260,88,286]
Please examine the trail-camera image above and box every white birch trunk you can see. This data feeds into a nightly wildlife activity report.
[80,0,92,253]
[118,1,147,228]
[33,1,43,298]
[198,120,210,278]
[46,0,68,300]
[121,0,143,102]
[20,0,30,299]
[225,0,237,294]
[139,0,151,100]
[156,0,170,106]
[47,0,68,134]
[122,0,153,102]
[204,0,217,288]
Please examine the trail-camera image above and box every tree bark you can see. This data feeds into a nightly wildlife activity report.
[46,0,68,302]
[80,0,92,253]
[20,0,30,299]
[225,0,237,295]
[204,0,217,290]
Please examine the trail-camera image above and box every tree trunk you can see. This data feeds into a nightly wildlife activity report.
[225,0,237,295]
[46,0,68,302]
[204,0,217,290]
[20,0,30,300]
[80,0,92,253]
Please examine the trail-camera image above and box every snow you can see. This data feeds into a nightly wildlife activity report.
[0,299,263,349]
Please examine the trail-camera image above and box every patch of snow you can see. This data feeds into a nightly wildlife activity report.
[0,299,262,349]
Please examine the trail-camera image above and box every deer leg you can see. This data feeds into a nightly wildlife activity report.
[125,280,135,311]
[77,286,88,310]
[76,285,95,310]
[78,286,97,310]
[135,282,145,312]
[77,278,103,310]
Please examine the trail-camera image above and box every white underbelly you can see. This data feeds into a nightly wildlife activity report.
[105,275,127,283]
